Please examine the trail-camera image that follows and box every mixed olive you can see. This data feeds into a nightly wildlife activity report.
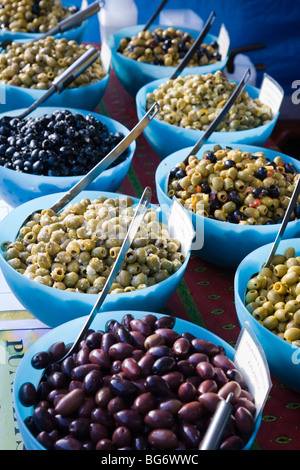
[0,110,129,176]
[117,27,221,67]
[19,313,256,450]
[168,145,300,225]
[0,0,77,34]
[246,247,300,346]
[2,195,185,294]
[0,37,105,89]
[146,71,272,131]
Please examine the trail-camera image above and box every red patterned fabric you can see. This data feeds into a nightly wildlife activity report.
[99,70,300,451]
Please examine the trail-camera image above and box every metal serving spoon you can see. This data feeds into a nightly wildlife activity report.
[264,175,300,268]
[199,392,234,450]
[39,0,103,40]
[166,67,251,191]
[15,101,159,237]
[142,0,170,31]
[12,46,100,120]
[170,10,216,80]
[36,186,152,374]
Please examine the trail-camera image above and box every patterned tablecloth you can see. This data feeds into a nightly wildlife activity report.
[97,70,300,451]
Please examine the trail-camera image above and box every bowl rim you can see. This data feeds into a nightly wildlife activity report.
[136,76,279,136]
[0,106,136,181]
[234,237,300,352]
[13,309,261,451]
[0,189,191,300]
[155,142,300,233]
[108,23,229,72]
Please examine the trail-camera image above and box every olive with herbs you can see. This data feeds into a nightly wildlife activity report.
[117,27,221,67]
[168,145,300,225]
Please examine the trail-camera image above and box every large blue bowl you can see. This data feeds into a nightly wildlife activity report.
[0,68,110,113]
[234,238,300,393]
[136,78,280,159]
[0,107,135,207]
[0,191,190,328]
[13,310,262,450]
[155,143,300,268]
[108,24,229,96]
[0,1,87,43]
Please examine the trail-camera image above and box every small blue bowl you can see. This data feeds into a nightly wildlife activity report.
[0,1,87,43]
[234,238,300,393]
[0,107,135,207]
[108,24,229,96]
[13,310,262,450]
[136,78,280,159]
[155,143,300,268]
[0,191,190,328]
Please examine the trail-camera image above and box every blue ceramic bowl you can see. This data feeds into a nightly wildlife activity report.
[155,143,300,268]
[13,310,262,450]
[136,78,280,159]
[0,191,190,328]
[234,238,300,393]
[0,107,135,207]
[108,24,229,96]
[0,1,86,43]
[0,67,110,113]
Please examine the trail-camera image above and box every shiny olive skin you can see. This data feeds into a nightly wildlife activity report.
[20,314,256,450]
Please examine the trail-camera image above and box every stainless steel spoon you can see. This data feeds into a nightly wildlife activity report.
[39,0,103,40]
[36,186,152,374]
[15,101,159,237]
[264,175,300,268]
[14,46,100,120]
[199,392,233,450]
[167,67,251,191]
[142,0,170,31]
[170,11,216,80]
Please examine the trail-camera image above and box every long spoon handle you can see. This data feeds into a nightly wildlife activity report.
[170,11,216,80]
[199,393,233,450]
[16,47,99,120]
[265,176,300,268]
[142,0,170,31]
[60,186,152,357]
[50,102,159,214]
[187,67,251,158]
[39,0,102,39]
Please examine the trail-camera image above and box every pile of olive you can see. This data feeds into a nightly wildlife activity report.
[0,110,128,176]
[0,0,77,34]
[19,313,256,450]
[0,37,105,89]
[117,27,221,67]
[168,145,300,225]
[245,247,300,346]
[2,195,185,294]
[146,71,272,131]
